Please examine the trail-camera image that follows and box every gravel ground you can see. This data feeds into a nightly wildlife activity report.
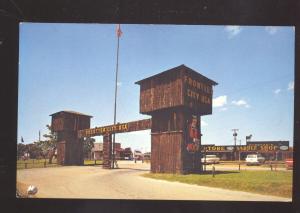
[17,161,291,201]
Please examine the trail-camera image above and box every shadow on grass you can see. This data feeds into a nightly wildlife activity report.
[143,170,241,175]
[198,170,240,175]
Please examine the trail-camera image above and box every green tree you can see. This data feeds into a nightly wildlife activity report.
[17,143,28,160]
[42,124,57,164]
[83,137,95,159]
[27,143,43,159]
[34,140,51,159]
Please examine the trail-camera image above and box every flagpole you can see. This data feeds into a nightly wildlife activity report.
[112,26,121,169]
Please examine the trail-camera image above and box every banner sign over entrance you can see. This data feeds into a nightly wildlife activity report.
[78,119,151,138]
[202,143,290,152]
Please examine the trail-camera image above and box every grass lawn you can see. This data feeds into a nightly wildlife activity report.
[17,159,59,169]
[142,170,292,198]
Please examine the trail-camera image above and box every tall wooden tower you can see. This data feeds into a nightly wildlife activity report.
[50,111,92,165]
[136,65,217,174]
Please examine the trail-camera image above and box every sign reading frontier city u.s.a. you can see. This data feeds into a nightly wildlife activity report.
[78,119,151,138]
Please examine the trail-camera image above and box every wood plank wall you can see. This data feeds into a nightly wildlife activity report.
[57,141,65,165]
[151,132,183,173]
[51,112,91,166]
[140,71,183,114]
[102,134,112,169]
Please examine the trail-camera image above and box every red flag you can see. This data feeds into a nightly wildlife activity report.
[116,24,122,37]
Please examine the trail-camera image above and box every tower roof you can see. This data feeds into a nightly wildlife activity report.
[135,64,218,86]
[50,110,93,117]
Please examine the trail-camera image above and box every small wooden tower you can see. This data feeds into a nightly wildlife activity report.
[136,65,217,174]
[50,111,92,165]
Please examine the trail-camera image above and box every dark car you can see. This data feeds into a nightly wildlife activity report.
[123,147,133,160]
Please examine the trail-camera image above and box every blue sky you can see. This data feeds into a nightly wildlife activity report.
[18,24,295,152]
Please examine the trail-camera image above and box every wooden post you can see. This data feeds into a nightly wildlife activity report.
[270,164,273,171]
[103,134,112,169]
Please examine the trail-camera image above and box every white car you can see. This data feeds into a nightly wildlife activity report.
[246,154,265,165]
[133,150,143,160]
[201,155,220,164]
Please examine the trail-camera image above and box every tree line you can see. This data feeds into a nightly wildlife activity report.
[18,125,95,163]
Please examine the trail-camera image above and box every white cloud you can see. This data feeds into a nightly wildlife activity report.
[288,81,294,91]
[225,26,242,38]
[265,26,278,35]
[220,107,228,111]
[232,99,250,108]
[117,82,122,86]
[274,89,281,94]
[213,95,227,108]
[201,120,208,127]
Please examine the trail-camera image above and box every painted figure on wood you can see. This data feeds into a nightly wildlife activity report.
[186,115,200,153]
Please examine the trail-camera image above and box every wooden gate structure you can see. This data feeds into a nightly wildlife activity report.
[50,65,218,174]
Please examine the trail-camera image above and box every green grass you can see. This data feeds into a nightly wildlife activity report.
[17,159,103,169]
[83,160,103,165]
[142,170,292,198]
[17,159,59,169]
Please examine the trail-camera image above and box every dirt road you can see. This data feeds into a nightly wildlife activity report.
[17,161,291,201]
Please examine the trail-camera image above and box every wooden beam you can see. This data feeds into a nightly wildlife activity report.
[78,119,151,138]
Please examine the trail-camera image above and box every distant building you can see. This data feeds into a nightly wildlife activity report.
[91,142,123,160]
[202,141,292,161]
[91,143,103,160]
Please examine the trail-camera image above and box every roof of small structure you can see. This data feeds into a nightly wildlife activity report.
[50,110,93,117]
[135,64,218,86]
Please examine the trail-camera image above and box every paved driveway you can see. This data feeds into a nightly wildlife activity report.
[17,161,291,201]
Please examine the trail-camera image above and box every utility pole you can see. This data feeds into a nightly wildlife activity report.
[238,139,241,162]
[232,129,239,161]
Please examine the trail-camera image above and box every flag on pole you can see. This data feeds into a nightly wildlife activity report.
[21,136,24,143]
[116,24,122,37]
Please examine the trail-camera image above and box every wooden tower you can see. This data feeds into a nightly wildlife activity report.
[136,65,217,174]
[50,111,92,165]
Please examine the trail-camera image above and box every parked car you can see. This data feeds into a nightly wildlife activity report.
[133,150,143,160]
[245,154,265,165]
[201,155,220,164]
[285,158,293,170]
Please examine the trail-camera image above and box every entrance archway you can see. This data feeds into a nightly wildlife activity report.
[50,65,217,174]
